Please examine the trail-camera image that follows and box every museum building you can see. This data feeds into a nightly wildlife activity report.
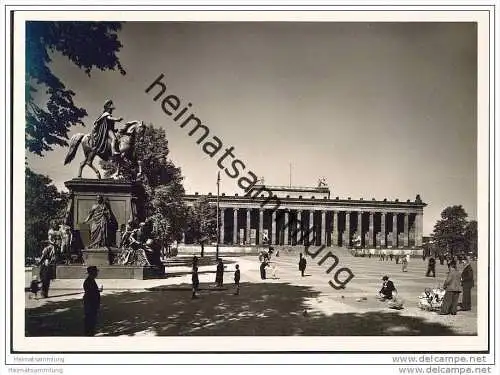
[183,184,426,249]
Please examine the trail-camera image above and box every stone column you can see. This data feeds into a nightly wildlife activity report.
[271,210,277,245]
[404,212,409,247]
[381,212,386,247]
[220,208,225,244]
[345,211,351,247]
[332,211,338,246]
[284,210,289,245]
[246,209,251,245]
[297,210,302,245]
[415,211,423,247]
[357,211,362,236]
[368,211,374,248]
[309,210,314,245]
[392,213,398,247]
[233,208,238,245]
[259,209,264,245]
[321,211,326,245]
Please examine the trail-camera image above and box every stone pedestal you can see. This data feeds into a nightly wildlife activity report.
[62,178,158,279]
[81,247,120,266]
[65,178,145,250]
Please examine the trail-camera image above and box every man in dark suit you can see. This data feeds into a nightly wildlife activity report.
[379,275,396,300]
[461,257,474,311]
[299,253,307,277]
[83,266,102,336]
[426,256,436,277]
[440,261,462,315]
[260,260,267,280]
[234,264,240,295]
[192,265,199,299]
[39,259,52,298]
[215,258,224,287]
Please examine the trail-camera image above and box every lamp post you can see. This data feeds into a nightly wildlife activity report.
[216,172,220,260]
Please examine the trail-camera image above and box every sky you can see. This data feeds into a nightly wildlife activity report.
[26,21,478,235]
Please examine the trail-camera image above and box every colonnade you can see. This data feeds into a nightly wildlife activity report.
[185,206,424,248]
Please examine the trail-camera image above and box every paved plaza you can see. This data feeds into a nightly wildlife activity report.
[25,249,477,336]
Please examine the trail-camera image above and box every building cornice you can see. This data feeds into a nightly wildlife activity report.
[184,193,427,211]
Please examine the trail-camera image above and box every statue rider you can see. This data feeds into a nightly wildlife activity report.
[91,99,123,156]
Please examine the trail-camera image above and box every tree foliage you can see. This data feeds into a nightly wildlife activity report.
[187,196,218,256]
[26,21,125,155]
[101,124,189,247]
[464,220,478,257]
[431,205,475,256]
[25,167,68,258]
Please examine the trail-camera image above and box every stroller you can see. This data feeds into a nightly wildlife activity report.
[418,287,446,311]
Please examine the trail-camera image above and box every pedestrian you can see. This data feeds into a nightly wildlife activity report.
[260,260,267,280]
[389,253,393,261]
[439,261,461,315]
[439,254,445,265]
[395,254,400,264]
[446,255,452,267]
[299,253,307,277]
[234,264,240,295]
[378,275,397,300]
[192,265,199,299]
[460,257,474,311]
[39,259,51,298]
[215,258,224,287]
[426,256,436,277]
[83,266,102,336]
[401,254,408,272]
[29,275,40,299]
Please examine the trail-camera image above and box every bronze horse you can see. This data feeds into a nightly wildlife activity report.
[64,120,145,179]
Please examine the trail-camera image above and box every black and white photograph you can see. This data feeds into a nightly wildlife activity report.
[2,2,498,373]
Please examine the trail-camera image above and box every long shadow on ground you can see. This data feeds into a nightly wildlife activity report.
[26,282,460,337]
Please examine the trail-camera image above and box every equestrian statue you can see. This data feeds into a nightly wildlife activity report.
[63,99,145,179]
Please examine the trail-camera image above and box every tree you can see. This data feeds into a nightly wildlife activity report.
[148,183,190,251]
[26,21,125,155]
[464,220,478,257]
[187,196,217,257]
[25,167,68,259]
[431,205,468,256]
[101,124,189,249]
